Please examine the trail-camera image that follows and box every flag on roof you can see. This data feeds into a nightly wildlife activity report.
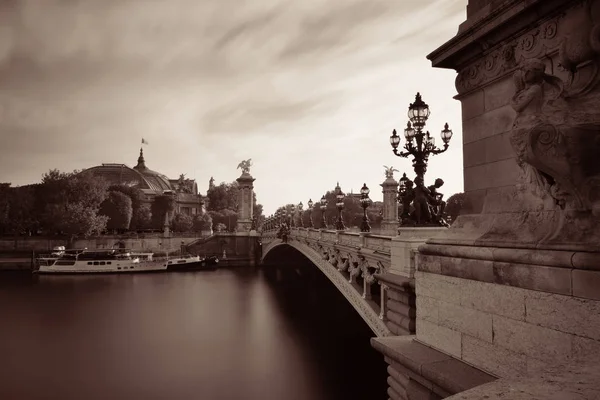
[142,138,149,145]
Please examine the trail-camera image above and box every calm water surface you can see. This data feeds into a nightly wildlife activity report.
[0,253,387,400]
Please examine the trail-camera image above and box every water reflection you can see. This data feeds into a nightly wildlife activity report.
[0,250,387,400]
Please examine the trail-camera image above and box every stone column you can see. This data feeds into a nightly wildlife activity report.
[236,172,255,233]
[380,176,399,236]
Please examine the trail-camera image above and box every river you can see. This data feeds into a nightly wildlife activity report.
[0,249,388,400]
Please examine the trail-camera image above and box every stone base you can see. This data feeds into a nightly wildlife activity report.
[433,184,600,252]
[377,273,416,336]
[414,242,600,379]
[235,220,252,233]
[371,335,496,400]
[380,221,399,237]
[389,227,448,277]
[444,360,600,399]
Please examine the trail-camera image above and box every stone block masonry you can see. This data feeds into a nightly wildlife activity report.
[414,270,600,378]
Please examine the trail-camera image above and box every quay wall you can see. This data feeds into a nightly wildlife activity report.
[0,234,206,254]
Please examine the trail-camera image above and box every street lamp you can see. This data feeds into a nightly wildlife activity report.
[334,182,346,231]
[389,92,453,183]
[319,195,327,229]
[297,202,304,228]
[307,199,314,228]
[398,173,413,223]
[359,183,372,232]
[290,204,296,228]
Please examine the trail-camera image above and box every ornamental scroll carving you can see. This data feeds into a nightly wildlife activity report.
[509,57,600,217]
[455,1,600,95]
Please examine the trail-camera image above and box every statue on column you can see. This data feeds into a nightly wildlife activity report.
[383,165,399,179]
[237,159,253,175]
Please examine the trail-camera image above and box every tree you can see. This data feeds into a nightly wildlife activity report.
[135,206,152,230]
[108,184,144,229]
[192,213,212,233]
[99,191,133,232]
[206,182,238,212]
[151,194,176,229]
[214,222,227,232]
[36,169,109,236]
[0,183,10,234]
[445,192,468,222]
[7,185,37,235]
[171,212,193,232]
[56,203,109,239]
[208,209,237,232]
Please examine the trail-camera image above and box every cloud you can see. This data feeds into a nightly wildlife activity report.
[0,0,469,214]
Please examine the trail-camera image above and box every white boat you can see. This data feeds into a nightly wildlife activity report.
[36,246,72,267]
[166,255,220,271]
[35,248,167,274]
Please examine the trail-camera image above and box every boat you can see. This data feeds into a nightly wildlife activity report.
[166,255,220,271]
[35,248,167,274]
[36,246,77,267]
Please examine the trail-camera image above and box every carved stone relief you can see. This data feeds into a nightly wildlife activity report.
[455,2,600,95]
[449,1,600,248]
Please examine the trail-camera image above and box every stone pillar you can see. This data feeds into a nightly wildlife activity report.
[380,176,399,236]
[373,0,600,398]
[235,172,255,233]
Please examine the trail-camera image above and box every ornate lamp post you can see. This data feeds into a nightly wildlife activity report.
[389,93,453,184]
[290,204,296,228]
[297,202,304,228]
[398,173,412,223]
[334,182,346,231]
[359,183,372,232]
[307,199,314,228]
[319,195,327,229]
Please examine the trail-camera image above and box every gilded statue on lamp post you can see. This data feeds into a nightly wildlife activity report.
[390,93,453,227]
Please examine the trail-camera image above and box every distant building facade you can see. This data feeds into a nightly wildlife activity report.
[83,148,204,216]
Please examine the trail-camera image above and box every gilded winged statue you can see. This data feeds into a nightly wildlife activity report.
[383,165,399,179]
[237,159,252,174]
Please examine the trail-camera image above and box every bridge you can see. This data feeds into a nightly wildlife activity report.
[188,1,600,399]
[261,226,445,341]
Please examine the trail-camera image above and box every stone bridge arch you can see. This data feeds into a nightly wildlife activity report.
[262,238,391,337]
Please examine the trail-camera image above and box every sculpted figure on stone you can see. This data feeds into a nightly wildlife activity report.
[428,178,449,226]
[509,58,600,216]
[237,159,252,174]
[510,58,564,202]
[412,176,433,225]
[383,165,399,179]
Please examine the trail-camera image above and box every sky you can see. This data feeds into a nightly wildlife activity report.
[0,0,468,215]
